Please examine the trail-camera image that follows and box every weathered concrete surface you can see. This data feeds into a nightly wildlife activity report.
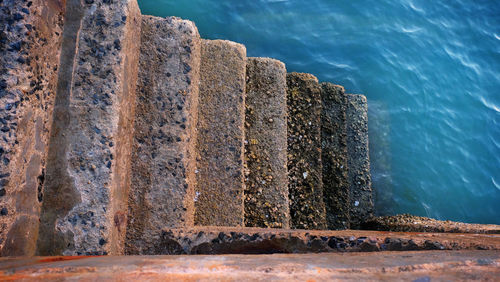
[0,0,66,256]
[346,94,373,229]
[36,0,141,256]
[195,40,246,227]
[1,251,499,281]
[287,73,327,230]
[244,58,289,229]
[363,214,500,234]
[321,82,350,230]
[144,227,500,255]
[125,16,201,255]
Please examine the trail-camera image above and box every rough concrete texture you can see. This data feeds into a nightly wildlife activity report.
[244,58,289,229]
[321,82,350,230]
[363,214,500,234]
[0,0,66,256]
[287,73,327,230]
[142,227,500,255]
[1,251,499,281]
[195,40,247,227]
[125,16,201,255]
[346,94,373,229]
[36,0,141,256]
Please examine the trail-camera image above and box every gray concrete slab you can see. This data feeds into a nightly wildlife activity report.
[36,0,141,256]
[0,0,66,256]
[287,73,327,230]
[346,94,373,229]
[321,82,350,230]
[244,57,289,228]
[125,16,201,255]
[195,40,247,227]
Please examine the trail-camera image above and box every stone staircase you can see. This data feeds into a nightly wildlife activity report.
[0,0,376,256]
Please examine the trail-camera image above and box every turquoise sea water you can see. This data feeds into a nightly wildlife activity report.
[138,0,500,224]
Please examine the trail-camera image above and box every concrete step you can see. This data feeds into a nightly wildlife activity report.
[3,251,500,280]
[346,94,374,229]
[125,16,201,255]
[244,57,289,229]
[321,83,350,230]
[0,0,65,256]
[286,73,327,230]
[132,226,500,255]
[195,40,247,227]
[36,0,141,256]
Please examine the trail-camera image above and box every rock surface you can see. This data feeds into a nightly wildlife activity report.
[0,0,65,256]
[36,0,141,256]
[244,57,289,229]
[321,82,350,230]
[115,226,499,255]
[195,40,247,227]
[346,94,373,229]
[363,214,500,234]
[125,16,201,255]
[287,73,327,230]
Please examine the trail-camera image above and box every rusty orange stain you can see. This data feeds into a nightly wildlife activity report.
[208,264,222,271]
[37,256,94,263]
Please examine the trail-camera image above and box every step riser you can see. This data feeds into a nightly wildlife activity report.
[36,0,141,256]
[0,0,66,256]
[287,73,327,230]
[244,58,289,229]
[152,227,500,255]
[346,94,373,229]
[195,40,247,227]
[321,83,350,230]
[125,16,201,255]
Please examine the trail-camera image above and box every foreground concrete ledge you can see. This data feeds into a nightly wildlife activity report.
[0,251,498,281]
[140,227,500,255]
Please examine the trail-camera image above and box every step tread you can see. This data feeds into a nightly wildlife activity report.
[286,72,327,230]
[346,94,373,229]
[36,0,142,256]
[245,57,289,228]
[321,82,350,230]
[126,15,201,255]
[195,39,247,227]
